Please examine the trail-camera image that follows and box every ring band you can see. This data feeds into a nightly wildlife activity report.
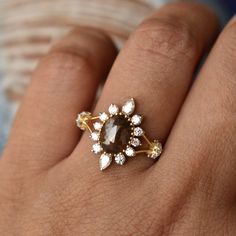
[76,98,162,171]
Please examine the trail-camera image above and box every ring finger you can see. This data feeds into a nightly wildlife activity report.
[72,3,219,173]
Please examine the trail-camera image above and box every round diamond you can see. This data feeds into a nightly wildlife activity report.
[90,132,99,141]
[115,153,126,165]
[108,104,119,115]
[99,112,109,122]
[131,114,142,126]
[92,143,103,154]
[125,147,135,157]
[133,127,144,136]
[131,138,141,147]
[76,111,91,130]
[93,122,103,131]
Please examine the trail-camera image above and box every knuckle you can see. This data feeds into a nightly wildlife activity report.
[34,50,94,85]
[40,50,93,74]
[132,16,198,61]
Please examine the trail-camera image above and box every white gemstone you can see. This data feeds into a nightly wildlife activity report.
[92,143,102,154]
[99,112,109,122]
[122,98,135,115]
[125,147,136,157]
[131,114,142,125]
[115,153,126,165]
[90,132,99,141]
[99,153,112,170]
[134,127,144,136]
[108,104,119,115]
[131,138,141,147]
[76,111,91,130]
[93,122,103,131]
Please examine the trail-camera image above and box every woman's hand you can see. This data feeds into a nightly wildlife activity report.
[1,2,236,235]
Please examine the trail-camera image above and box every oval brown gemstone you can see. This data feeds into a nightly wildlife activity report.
[100,115,132,154]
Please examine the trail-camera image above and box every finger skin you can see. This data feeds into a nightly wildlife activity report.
[72,3,219,172]
[155,15,236,213]
[3,28,117,170]
[1,5,234,236]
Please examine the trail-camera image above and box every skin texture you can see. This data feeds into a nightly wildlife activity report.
[0,2,236,235]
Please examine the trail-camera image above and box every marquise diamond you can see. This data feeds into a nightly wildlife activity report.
[122,98,135,115]
[108,104,119,115]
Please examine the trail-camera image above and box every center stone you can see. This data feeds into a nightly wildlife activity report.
[100,115,132,154]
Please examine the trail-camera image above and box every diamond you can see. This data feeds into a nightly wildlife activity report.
[108,104,119,115]
[131,114,142,126]
[125,147,135,157]
[115,153,126,165]
[99,153,112,170]
[93,122,103,131]
[147,140,162,159]
[92,143,103,154]
[122,98,135,115]
[100,115,131,154]
[99,112,109,122]
[76,111,91,130]
[134,127,144,136]
[90,132,99,141]
[131,137,141,147]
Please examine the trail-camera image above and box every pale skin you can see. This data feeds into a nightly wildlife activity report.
[1,2,236,235]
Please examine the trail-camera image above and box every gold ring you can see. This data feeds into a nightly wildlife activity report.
[76,98,162,171]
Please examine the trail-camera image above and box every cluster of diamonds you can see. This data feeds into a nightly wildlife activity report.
[95,99,142,170]
[76,98,162,171]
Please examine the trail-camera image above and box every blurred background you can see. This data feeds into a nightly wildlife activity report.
[0,0,236,152]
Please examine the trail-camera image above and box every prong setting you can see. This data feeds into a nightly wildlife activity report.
[115,153,126,165]
[99,153,112,170]
[99,112,109,122]
[76,112,92,130]
[76,98,162,170]
[90,132,100,141]
[108,104,119,115]
[93,122,103,131]
[131,114,142,126]
[131,137,141,147]
[134,127,144,136]
[122,98,135,115]
[125,147,136,157]
[147,140,162,159]
[92,143,103,154]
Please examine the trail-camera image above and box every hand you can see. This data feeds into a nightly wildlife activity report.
[1,2,236,235]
